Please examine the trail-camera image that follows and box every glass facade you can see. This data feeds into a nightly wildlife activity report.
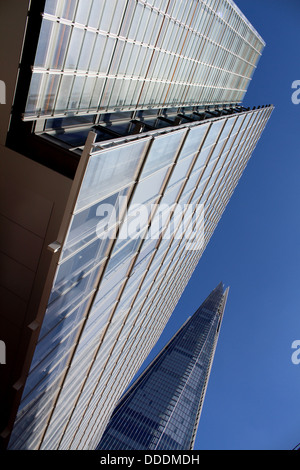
[24,0,265,120]
[97,283,229,450]
[8,104,273,450]
[3,0,274,451]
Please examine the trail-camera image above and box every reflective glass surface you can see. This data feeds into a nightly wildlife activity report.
[9,105,274,450]
[24,0,265,119]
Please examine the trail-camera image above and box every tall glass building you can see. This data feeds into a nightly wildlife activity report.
[97,283,229,451]
[6,104,273,451]
[0,0,273,450]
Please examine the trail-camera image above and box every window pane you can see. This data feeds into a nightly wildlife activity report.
[68,75,85,111]
[50,23,71,70]
[202,120,224,149]
[130,166,169,207]
[54,75,74,113]
[25,73,44,116]
[178,124,209,160]
[34,20,53,68]
[167,153,195,189]
[65,27,84,70]
[45,0,59,15]
[76,139,150,212]
[142,130,186,178]
[61,0,78,21]
[77,31,96,71]
[75,0,93,25]
[62,187,130,260]
[41,74,61,116]
[89,34,106,72]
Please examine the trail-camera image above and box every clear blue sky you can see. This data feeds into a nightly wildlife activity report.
[135,0,300,450]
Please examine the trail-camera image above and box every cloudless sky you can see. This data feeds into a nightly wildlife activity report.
[134,0,300,450]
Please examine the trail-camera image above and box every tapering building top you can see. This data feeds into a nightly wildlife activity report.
[97,283,229,450]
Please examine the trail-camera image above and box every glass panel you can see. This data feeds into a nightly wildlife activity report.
[41,267,99,336]
[75,139,150,212]
[21,350,71,408]
[193,145,212,172]
[159,181,183,207]
[178,124,209,161]
[75,0,93,25]
[54,75,74,113]
[110,0,127,35]
[218,116,237,140]
[10,375,64,448]
[67,75,85,112]
[93,255,134,306]
[79,77,96,110]
[31,316,85,371]
[141,130,186,178]
[200,158,218,185]
[77,31,96,71]
[134,236,157,266]
[25,73,44,116]
[202,120,225,149]
[89,34,106,72]
[61,186,130,260]
[129,165,169,207]
[181,169,202,197]
[167,153,195,189]
[64,27,84,70]
[50,23,71,70]
[61,0,78,21]
[87,0,104,29]
[99,37,116,74]
[107,238,141,275]
[44,0,59,15]
[41,74,61,116]
[84,286,120,334]
[90,77,106,109]
[149,203,174,240]
[34,20,53,68]
[50,237,109,305]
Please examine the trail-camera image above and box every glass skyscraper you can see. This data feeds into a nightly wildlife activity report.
[0,0,273,450]
[6,104,272,451]
[97,283,229,450]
